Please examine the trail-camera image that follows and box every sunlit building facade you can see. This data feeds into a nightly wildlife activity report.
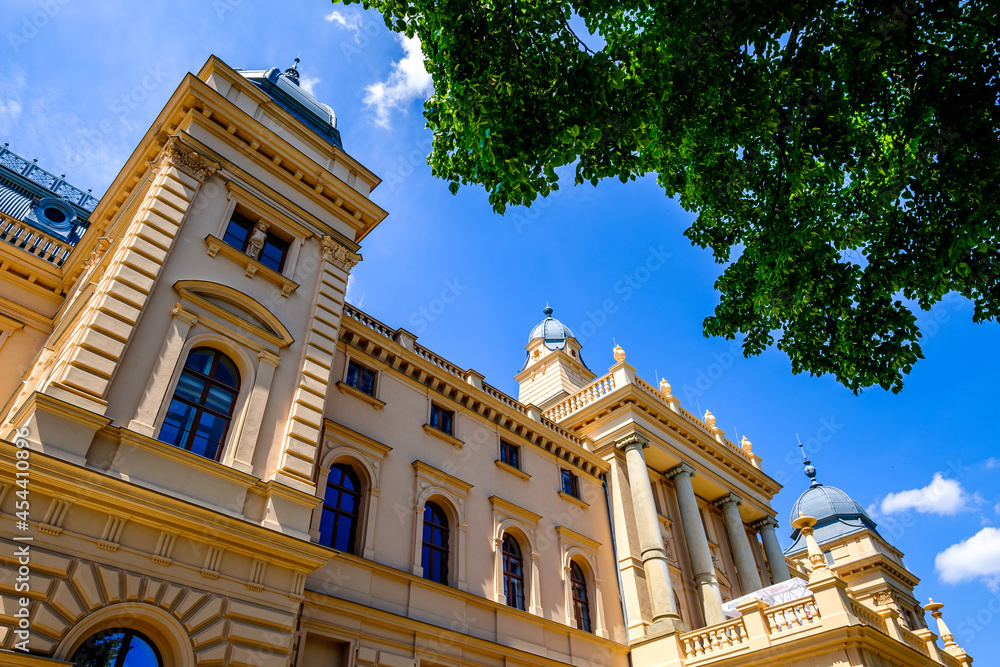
[0,56,973,667]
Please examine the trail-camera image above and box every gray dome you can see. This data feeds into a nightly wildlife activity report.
[784,482,881,555]
[789,484,874,526]
[529,306,575,350]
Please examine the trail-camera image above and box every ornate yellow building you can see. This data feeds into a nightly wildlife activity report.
[0,56,973,667]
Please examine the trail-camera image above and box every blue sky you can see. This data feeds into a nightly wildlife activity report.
[3,0,999,655]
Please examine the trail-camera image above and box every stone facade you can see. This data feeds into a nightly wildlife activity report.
[0,56,972,667]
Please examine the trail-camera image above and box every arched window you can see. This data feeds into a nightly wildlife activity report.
[421,502,449,584]
[158,348,240,461]
[502,533,526,610]
[71,628,163,667]
[320,463,361,553]
[570,561,592,633]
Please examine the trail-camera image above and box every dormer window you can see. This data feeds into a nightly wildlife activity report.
[222,211,288,272]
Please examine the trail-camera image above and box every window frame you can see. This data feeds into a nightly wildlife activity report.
[560,468,580,498]
[570,561,593,633]
[157,347,242,462]
[502,533,526,611]
[429,403,455,435]
[320,463,363,553]
[345,359,377,397]
[500,440,521,470]
[69,628,164,667]
[421,501,450,585]
[221,209,291,273]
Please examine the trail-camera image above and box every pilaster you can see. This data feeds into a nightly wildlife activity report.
[42,139,217,415]
[271,236,359,493]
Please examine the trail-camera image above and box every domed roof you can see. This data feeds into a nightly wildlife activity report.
[237,59,343,149]
[529,306,575,349]
[790,484,875,527]
[784,448,881,555]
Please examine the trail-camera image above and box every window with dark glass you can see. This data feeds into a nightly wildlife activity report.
[570,561,592,633]
[421,501,449,584]
[71,628,163,667]
[429,404,454,435]
[222,211,288,272]
[502,533,526,610]
[319,464,361,553]
[500,440,520,469]
[346,360,377,396]
[158,348,240,461]
[561,469,580,498]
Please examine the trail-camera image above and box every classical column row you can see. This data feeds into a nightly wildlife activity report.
[619,433,791,632]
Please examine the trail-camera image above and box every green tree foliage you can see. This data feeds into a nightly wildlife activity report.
[339,0,999,393]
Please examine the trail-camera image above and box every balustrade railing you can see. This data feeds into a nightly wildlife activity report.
[543,372,616,421]
[765,596,821,634]
[0,143,100,211]
[343,304,396,341]
[680,617,749,659]
[0,219,73,266]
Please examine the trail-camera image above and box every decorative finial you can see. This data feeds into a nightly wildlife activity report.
[659,378,672,397]
[613,344,626,362]
[703,410,716,429]
[798,438,819,486]
[543,305,553,317]
[741,435,753,453]
[284,57,301,85]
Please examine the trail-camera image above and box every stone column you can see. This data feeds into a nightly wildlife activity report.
[752,516,791,583]
[665,463,726,626]
[714,493,762,593]
[618,433,684,634]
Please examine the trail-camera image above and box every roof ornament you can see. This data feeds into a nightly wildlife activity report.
[284,56,301,86]
[798,436,819,487]
[543,305,553,318]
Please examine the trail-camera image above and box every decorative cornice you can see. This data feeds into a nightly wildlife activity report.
[154,138,219,182]
[322,235,361,271]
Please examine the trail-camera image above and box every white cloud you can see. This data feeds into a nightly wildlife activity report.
[936,527,1000,591]
[879,473,971,516]
[299,75,320,97]
[345,274,365,308]
[0,69,27,135]
[986,457,999,469]
[326,10,363,38]
[363,34,433,129]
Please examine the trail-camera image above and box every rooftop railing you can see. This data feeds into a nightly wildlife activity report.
[0,143,100,212]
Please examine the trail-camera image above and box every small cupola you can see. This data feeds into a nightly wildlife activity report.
[515,306,594,409]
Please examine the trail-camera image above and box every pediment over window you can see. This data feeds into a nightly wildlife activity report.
[174,280,293,347]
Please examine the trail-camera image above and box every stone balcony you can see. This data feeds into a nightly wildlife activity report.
[632,568,973,667]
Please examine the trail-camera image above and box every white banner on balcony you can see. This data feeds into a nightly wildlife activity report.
[721,577,812,619]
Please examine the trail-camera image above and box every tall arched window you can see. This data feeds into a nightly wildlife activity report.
[71,628,163,667]
[502,533,526,610]
[421,502,449,584]
[570,561,592,633]
[320,463,361,553]
[158,348,240,461]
